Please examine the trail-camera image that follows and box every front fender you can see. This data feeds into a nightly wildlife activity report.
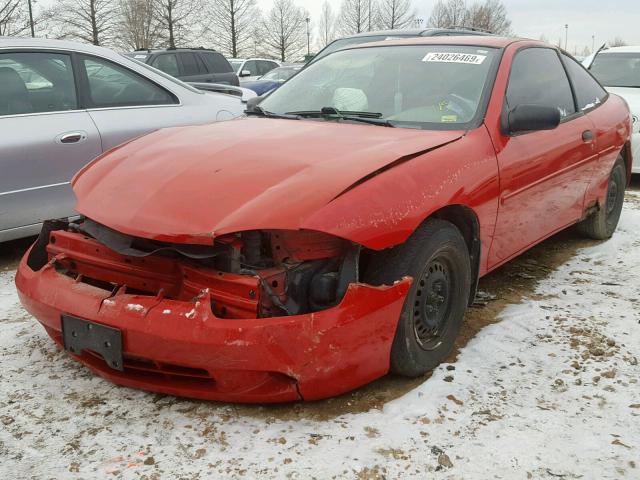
[302,127,500,275]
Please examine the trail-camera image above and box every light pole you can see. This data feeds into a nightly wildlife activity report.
[564,24,568,51]
[592,34,595,53]
[27,0,35,37]
[306,17,310,57]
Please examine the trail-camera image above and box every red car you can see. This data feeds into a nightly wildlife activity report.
[16,37,632,403]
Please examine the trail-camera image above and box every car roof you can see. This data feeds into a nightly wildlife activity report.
[599,46,640,53]
[229,58,279,62]
[0,36,122,58]
[341,27,491,39]
[343,35,528,50]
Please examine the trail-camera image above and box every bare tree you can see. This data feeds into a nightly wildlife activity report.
[119,0,162,50]
[428,0,511,34]
[377,0,414,30]
[427,0,467,29]
[0,1,30,36]
[260,0,306,62]
[609,37,627,47]
[338,0,372,35]
[317,1,336,48]
[45,0,120,46]
[466,0,511,34]
[153,0,200,48]
[204,0,257,58]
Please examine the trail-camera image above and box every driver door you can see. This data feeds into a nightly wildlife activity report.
[489,47,598,268]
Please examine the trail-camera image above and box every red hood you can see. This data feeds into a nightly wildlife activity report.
[73,118,462,244]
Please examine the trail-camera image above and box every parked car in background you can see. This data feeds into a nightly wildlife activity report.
[584,46,640,174]
[241,64,303,96]
[16,36,632,403]
[0,38,247,243]
[125,48,239,86]
[229,58,280,81]
[309,27,492,65]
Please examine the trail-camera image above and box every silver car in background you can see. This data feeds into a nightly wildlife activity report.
[0,37,247,242]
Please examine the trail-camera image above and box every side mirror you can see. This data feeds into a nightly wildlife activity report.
[245,96,262,112]
[240,70,251,77]
[507,104,561,134]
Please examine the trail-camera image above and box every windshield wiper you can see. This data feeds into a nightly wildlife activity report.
[286,107,395,127]
[245,105,300,120]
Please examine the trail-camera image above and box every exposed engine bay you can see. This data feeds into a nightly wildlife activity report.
[28,219,361,319]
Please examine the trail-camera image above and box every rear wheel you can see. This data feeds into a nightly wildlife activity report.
[577,158,626,240]
[364,219,471,377]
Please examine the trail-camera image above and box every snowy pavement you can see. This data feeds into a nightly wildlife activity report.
[1,192,639,479]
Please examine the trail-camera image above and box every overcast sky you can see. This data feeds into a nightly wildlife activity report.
[257,0,640,53]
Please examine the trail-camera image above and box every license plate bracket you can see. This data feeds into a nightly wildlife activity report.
[61,315,123,371]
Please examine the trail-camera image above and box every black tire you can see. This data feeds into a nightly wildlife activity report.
[364,219,471,377]
[577,158,626,240]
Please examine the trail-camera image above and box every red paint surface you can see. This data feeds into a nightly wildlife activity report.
[72,119,463,245]
[16,37,632,402]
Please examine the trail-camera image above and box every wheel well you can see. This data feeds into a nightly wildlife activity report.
[621,142,632,186]
[431,205,481,306]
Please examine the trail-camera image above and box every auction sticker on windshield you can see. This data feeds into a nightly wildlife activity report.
[422,52,487,64]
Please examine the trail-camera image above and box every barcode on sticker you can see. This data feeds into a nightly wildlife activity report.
[422,52,487,64]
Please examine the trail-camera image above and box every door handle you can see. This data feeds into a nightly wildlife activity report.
[56,131,87,144]
[582,130,594,142]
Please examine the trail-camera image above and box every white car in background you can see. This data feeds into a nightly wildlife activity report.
[229,58,280,81]
[584,46,640,173]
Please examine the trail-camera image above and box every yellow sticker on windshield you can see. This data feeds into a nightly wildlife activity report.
[423,52,486,64]
[441,115,458,123]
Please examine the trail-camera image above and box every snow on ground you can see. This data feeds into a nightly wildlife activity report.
[1,194,639,480]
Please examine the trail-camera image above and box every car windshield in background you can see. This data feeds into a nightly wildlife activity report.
[261,67,300,81]
[260,45,499,129]
[589,53,640,87]
[229,60,243,72]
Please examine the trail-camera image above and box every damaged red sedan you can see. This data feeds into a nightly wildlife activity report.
[16,37,632,403]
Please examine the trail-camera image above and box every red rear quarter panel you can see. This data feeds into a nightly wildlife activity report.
[584,94,633,207]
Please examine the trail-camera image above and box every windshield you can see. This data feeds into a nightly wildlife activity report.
[589,52,640,87]
[260,45,499,129]
[261,67,300,81]
[230,60,243,73]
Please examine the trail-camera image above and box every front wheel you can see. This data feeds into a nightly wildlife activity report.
[363,219,471,377]
[577,158,626,240]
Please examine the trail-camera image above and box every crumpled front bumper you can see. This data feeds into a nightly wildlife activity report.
[16,249,411,403]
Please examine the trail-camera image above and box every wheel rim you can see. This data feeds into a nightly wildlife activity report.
[413,257,454,350]
[606,176,619,216]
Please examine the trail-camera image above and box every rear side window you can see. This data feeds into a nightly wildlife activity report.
[81,55,176,108]
[0,52,77,116]
[506,48,576,119]
[151,54,179,77]
[257,61,278,76]
[180,52,207,75]
[561,53,607,111]
[201,52,233,73]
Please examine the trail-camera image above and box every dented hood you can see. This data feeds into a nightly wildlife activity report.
[73,118,462,244]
